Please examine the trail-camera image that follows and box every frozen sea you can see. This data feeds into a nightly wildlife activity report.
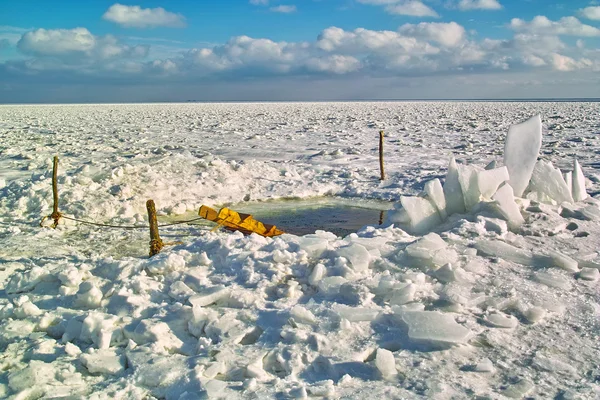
[0,102,599,399]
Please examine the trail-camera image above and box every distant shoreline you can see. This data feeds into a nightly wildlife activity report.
[1,98,599,106]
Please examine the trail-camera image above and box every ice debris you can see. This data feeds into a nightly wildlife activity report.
[388,115,589,235]
[504,115,542,197]
[399,311,471,346]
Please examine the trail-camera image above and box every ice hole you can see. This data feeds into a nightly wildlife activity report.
[228,197,392,237]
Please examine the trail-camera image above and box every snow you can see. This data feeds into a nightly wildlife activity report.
[1,101,600,399]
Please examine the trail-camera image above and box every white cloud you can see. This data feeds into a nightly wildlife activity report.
[270,5,297,13]
[456,0,502,11]
[356,0,402,4]
[7,20,600,83]
[305,55,361,74]
[250,0,269,5]
[16,28,148,72]
[386,1,439,17]
[551,53,592,71]
[316,26,438,55]
[0,26,31,48]
[18,28,96,55]
[522,54,546,67]
[510,16,600,37]
[579,6,600,20]
[357,0,439,17]
[399,22,466,47]
[103,4,186,28]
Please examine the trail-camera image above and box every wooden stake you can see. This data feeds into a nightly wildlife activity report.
[50,156,62,228]
[146,199,163,257]
[379,130,385,181]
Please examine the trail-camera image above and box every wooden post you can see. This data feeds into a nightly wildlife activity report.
[379,130,385,181]
[146,199,163,257]
[50,156,62,228]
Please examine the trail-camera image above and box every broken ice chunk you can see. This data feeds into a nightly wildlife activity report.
[336,244,371,272]
[405,233,458,269]
[458,164,482,211]
[443,157,466,216]
[564,171,573,197]
[477,166,509,200]
[375,348,397,379]
[297,237,329,258]
[308,263,326,285]
[579,268,599,281]
[572,159,588,202]
[424,178,448,220]
[290,305,317,325]
[491,183,525,230]
[400,311,471,346]
[434,264,469,284]
[504,115,542,197]
[523,307,546,324]
[501,378,534,398]
[473,358,495,373]
[475,240,533,266]
[332,304,380,322]
[80,350,125,375]
[75,282,103,309]
[484,311,518,329]
[389,283,416,305]
[533,271,572,290]
[544,251,579,273]
[400,196,442,235]
[188,286,229,307]
[528,160,574,205]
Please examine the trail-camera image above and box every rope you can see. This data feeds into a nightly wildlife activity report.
[57,215,205,230]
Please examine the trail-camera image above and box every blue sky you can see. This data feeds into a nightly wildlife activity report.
[0,0,599,102]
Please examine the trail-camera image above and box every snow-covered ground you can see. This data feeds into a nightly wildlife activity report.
[0,102,599,399]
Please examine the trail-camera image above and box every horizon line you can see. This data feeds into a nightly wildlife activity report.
[1,97,600,106]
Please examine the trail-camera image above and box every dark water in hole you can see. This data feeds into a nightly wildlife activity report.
[233,199,391,237]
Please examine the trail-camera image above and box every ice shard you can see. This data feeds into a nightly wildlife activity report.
[504,115,542,197]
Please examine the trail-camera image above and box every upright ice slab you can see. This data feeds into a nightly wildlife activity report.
[478,166,509,200]
[443,157,466,215]
[400,196,442,235]
[424,178,448,220]
[504,115,542,197]
[572,159,588,202]
[458,165,482,211]
[491,184,524,230]
[528,161,574,204]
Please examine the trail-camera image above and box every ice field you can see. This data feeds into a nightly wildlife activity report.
[0,101,599,399]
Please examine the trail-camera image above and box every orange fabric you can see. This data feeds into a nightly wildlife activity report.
[199,205,284,237]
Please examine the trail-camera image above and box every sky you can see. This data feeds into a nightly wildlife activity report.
[0,0,599,103]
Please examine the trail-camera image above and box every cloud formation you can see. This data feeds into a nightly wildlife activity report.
[270,5,297,13]
[510,16,600,37]
[15,28,148,73]
[3,12,598,97]
[579,6,600,21]
[455,0,502,11]
[103,4,186,28]
[357,0,439,17]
